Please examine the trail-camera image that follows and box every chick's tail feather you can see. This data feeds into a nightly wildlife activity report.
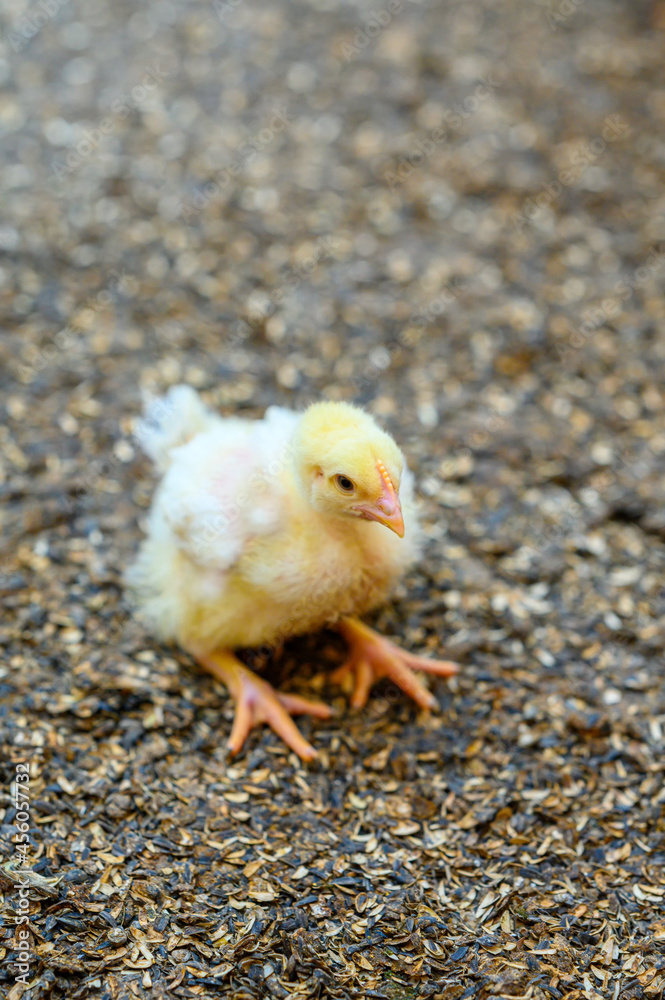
[134,385,217,471]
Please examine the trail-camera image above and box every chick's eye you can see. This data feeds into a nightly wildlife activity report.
[334,474,355,494]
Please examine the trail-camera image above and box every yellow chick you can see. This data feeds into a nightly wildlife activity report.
[127,386,458,759]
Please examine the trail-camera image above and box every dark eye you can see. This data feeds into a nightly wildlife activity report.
[335,474,355,494]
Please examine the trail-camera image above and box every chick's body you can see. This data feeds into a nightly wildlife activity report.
[129,388,420,651]
[128,386,457,759]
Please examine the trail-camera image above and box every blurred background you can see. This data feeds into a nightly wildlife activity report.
[2,0,665,997]
[2,0,664,497]
[2,0,664,664]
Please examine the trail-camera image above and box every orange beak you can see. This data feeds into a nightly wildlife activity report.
[354,461,405,537]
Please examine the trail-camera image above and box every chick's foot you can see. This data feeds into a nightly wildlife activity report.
[332,617,459,710]
[192,649,333,760]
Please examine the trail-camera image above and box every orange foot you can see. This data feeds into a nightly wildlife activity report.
[192,649,333,760]
[332,617,459,710]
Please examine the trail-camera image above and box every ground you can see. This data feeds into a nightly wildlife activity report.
[1,0,665,997]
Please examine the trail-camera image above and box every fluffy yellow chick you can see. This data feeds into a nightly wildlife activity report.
[127,386,458,759]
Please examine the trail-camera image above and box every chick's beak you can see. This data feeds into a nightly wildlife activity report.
[355,462,405,538]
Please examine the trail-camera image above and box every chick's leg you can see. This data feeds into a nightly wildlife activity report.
[332,617,459,711]
[192,649,332,760]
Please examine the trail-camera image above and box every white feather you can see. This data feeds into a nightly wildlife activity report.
[134,384,219,472]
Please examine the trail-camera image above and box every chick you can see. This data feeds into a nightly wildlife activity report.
[127,385,458,759]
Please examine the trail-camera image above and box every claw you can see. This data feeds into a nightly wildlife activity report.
[192,648,333,760]
[334,617,459,710]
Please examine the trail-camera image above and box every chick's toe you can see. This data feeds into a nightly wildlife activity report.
[333,617,459,711]
[192,648,332,760]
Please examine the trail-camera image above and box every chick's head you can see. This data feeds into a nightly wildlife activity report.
[293,401,406,536]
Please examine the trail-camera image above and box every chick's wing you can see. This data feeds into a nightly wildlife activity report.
[155,406,299,573]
